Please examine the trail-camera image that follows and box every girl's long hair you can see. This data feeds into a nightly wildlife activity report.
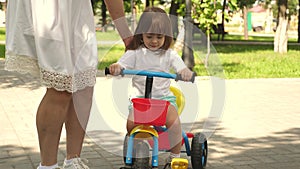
[127,7,173,50]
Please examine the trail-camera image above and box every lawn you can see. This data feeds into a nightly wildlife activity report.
[196,44,300,79]
[97,43,300,79]
[1,29,299,79]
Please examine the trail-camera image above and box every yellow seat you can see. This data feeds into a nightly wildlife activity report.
[170,86,185,115]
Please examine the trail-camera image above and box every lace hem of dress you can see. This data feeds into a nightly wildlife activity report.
[41,68,97,93]
[5,53,40,77]
[5,53,97,93]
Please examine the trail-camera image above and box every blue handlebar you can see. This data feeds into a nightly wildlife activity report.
[105,67,195,83]
[122,69,177,79]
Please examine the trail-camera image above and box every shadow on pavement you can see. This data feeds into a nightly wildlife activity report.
[206,127,300,169]
[1,127,299,169]
[0,60,41,90]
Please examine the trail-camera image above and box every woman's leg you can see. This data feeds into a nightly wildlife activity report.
[65,87,94,159]
[165,105,182,154]
[36,88,72,166]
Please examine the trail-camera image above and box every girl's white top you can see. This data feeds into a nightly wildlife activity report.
[117,47,187,98]
[5,0,98,92]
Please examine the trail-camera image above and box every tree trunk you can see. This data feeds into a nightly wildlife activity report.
[220,0,226,41]
[298,0,300,43]
[274,0,288,53]
[243,6,249,40]
[205,31,211,68]
[182,0,194,70]
[169,0,179,39]
[130,1,137,32]
[101,0,107,31]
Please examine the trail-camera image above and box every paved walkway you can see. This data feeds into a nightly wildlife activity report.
[1,58,300,169]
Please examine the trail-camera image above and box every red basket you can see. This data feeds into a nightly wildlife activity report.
[132,98,170,126]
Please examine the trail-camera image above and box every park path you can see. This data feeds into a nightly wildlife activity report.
[1,58,300,169]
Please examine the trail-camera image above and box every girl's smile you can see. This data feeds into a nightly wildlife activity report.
[142,33,165,51]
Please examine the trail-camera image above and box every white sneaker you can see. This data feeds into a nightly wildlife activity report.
[36,163,62,169]
[63,158,89,169]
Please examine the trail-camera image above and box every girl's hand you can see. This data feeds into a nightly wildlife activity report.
[109,63,122,75]
[178,68,194,81]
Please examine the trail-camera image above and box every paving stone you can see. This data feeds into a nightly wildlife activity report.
[1,59,300,168]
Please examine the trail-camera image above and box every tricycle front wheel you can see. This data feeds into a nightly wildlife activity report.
[191,132,208,169]
[123,135,150,169]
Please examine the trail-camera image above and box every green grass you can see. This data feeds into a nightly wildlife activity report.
[206,33,298,42]
[193,44,300,79]
[1,29,299,79]
[97,43,300,79]
[0,27,5,41]
[0,28,5,57]
[96,30,122,41]
[97,44,125,69]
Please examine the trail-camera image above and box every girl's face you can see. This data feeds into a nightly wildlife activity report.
[142,33,165,51]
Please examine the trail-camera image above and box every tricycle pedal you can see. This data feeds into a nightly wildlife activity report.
[171,158,188,169]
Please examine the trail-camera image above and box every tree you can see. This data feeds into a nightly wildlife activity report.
[274,0,289,53]
[218,0,238,41]
[182,0,195,70]
[298,0,300,43]
[177,0,236,67]
[169,0,180,38]
[190,0,223,67]
[237,0,256,40]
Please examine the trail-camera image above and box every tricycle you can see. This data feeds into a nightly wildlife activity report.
[105,68,208,169]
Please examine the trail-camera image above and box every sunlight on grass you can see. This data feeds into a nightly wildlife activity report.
[1,27,299,79]
[218,46,300,79]
[97,44,300,79]
[97,44,125,69]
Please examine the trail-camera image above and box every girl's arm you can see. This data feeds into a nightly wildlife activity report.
[104,0,133,48]
[170,50,194,81]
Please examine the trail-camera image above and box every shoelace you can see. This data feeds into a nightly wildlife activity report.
[68,158,89,169]
[78,158,89,169]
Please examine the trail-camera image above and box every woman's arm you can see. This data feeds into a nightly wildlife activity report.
[104,0,133,47]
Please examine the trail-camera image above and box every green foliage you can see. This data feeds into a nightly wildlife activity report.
[268,0,299,20]
[177,0,224,35]
[237,0,256,8]
[227,0,238,11]
[196,0,222,34]
[123,0,143,13]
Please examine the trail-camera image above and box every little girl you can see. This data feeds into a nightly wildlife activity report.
[109,6,194,165]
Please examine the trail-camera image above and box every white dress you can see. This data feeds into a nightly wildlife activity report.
[5,0,98,93]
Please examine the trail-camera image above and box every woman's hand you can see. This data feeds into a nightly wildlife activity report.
[178,68,194,81]
[123,36,133,51]
[109,63,122,76]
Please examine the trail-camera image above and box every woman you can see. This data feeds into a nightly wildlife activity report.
[5,0,132,168]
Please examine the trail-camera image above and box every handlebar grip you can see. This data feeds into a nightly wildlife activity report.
[175,72,196,83]
[105,67,124,76]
